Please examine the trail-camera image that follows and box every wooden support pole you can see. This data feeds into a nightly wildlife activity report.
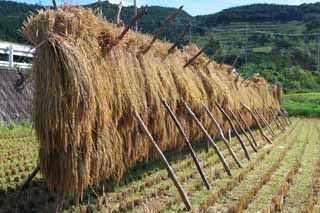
[275,109,286,132]
[281,109,292,125]
[215,101,251,160]
[162,99,211,190]
[271,110,281,131]
[229,109,257,152]
[203,105,242,168]
[135,111,192,211]
[219,51,228,67]
[182,100,232,176]
[231,55,240,68]
[237,111,258,147]
[262,110,276,136]
[141,6,184,54]
[134,0,138,31]
[228,129,232,143]
[117,6,148,41]
[278,109,290,127]
[167,24,190,55]
[52,0,57,10]
[241,103,273,144]
[273,109,287,130]
[115,1,123,25]
[269,111,281,132]
[255,110,275,137]
[204,49,221,68]
[269,108,285,133]
[184,44,209,68]
[17,165,40,197]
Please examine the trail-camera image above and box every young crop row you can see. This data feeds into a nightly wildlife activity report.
[0,132,38,192]
[0,118,303,212]
[100,119,299,212]
[263,122,320,212]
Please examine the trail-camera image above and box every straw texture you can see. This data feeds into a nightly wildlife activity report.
[22,7,282,200]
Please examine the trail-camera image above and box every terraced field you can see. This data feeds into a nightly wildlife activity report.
[0,118,319,212]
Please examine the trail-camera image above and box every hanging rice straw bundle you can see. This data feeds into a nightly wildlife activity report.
[22,6,282,200]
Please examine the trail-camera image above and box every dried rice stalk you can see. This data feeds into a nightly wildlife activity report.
[22,6,282,200]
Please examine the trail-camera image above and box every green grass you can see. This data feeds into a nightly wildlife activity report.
[283,93,320,117]
[0,121,33,137]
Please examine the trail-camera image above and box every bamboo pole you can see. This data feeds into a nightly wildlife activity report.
[17,165,40,197]
[278,109,290,127]
[274,109,287,129]
[184,44,209,68]
[117,6,148,41]
[203,105,242,168]
[135,111,192,211]
[269,108,285,133]
[241,103,272,144]
[162,99,210,190]
[281,109,292,125]
[141,6,184,54]
[167,24,190,55]
[204,49,221,68]
[215,101,251,160]
[270,109,286,132]
[255,110,275,137]
[229,109,257,152]
[231,55,240,68]
[52,0,57,10]
[237,111,258,147]
[115,1,123,25]
[182,100,232,176]
[219,51,228,67]
[219,57,226,67]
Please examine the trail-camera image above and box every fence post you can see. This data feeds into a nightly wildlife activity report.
[8,44,14,67]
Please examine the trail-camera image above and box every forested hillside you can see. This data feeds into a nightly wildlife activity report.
[1,1,320,93]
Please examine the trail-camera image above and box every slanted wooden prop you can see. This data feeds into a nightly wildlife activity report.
[215,101,251,160]
[241,103,272,144]
[162,98,211,190]
[167,24,191,56]
[135,111,192,211]
[229,109,257,152]
[182,99,232,176]
[141,6,184,54]
[203,105,242,168]
[237,111,258,147]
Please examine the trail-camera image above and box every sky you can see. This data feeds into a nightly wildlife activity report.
[11,0,320,15]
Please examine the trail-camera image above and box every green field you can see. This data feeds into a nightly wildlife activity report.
[283,93,320,117]
[0,118,320,212]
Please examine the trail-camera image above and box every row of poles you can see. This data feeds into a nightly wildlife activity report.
[135,99,291,210]
[17,2,291,210]
[113,5,292,211]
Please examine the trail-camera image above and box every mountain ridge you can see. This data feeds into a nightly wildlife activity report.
[1,1,320,93]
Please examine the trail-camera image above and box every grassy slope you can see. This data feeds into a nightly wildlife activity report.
[283,93,320,117]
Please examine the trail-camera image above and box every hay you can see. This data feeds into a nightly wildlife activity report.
[22,6,282,200]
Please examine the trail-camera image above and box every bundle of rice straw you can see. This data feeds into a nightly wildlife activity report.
[22,7,282,200]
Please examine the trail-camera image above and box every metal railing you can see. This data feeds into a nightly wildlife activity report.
[0,41,34,69]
